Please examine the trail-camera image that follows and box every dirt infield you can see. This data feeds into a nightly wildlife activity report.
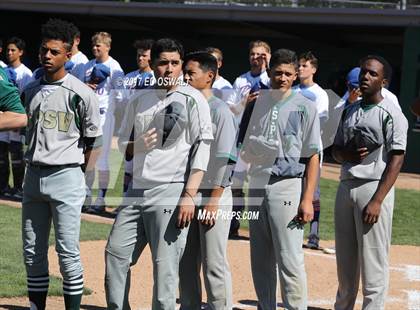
[0,165,419,309]
[0,238,419,310]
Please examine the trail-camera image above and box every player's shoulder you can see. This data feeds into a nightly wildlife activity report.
[378,97,404,116]
[108,56,123,71]
[22,78,41,94]
[20,64,33,75]
[62,74,96,99]
[174,84,205,101]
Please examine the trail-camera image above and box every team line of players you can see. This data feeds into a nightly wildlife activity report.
[2,19,408,310]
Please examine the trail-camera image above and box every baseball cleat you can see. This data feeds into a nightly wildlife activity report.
[306,234,320,249]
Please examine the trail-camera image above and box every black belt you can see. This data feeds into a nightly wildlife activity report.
[28,163,81,169]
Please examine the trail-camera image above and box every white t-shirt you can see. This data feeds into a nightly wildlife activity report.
[70,51,89,79]
[293,83,329,126]
[81,56,125,113]
[212,76,233,102]
[11,63,33,94]
[0,60,6,68]
[227,70,270,122]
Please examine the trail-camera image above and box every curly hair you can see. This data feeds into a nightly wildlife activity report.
[41,18,74,51]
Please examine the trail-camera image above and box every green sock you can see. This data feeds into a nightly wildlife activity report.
[64,293,82,310]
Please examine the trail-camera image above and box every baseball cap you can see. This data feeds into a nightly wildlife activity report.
[346,67,360,88]
[4,67,17,87]
[64,60,75,72]
[90,63,110,86]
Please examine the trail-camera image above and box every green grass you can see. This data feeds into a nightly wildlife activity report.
[241,178,420,245]
[0,205,111,298]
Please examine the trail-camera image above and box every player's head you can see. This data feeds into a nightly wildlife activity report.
[249,40,271,71]
[358,55,390,97]
[40,18,73,74]
[151,38,184,90]
[6,37,25,66]
[205,47,223,71]
[269,49,298,92]
[68,22,81,52]
[91,32,111,59]
[298,51,318,81]
[133,39,154,72]
[183,51,217,91]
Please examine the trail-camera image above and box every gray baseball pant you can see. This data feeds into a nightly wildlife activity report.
[22,165,85,283]
[105,182,188,310]
[334,179,394,310]
[248,176,307,310]
[179,187,233,310]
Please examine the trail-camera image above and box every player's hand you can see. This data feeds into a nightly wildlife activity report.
[200,201,219,227]
[135,128,158,152]
[86,83,97,90]
[296,199,314,224]
[348,88,361,104]
[177,193,195,229]
[344,147,369,163]
[363,200,381,224]
[245,91,259,106]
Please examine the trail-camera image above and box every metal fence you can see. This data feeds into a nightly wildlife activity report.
[119,0,420,9]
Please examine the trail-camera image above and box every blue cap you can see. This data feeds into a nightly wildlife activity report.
[90,63,110,86]
[4,67,17,87]
[346,67,360,88]
[64,60,75,72]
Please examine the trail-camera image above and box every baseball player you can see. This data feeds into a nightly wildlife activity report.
[0,66,27,128]
[21,18,102,310]
[332,55,408,310]
[105,38,213,310]
[227,40,271,237]
[204,47,233,102]
[0,37,32,200]
[81,32,124,213]
[68,23,89,78]
[116,39,155,211]
[293,51,329,249]
[179,51,237,309]
[241,49,320,310]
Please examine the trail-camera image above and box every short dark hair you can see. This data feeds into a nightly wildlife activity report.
[184,51,218,76]
[359,55,393,82]
[151,38,184,64]
[270,49,298,70]
[133,39,154,51]
[6,37,26,52]
[299,51,318,69]
[205,47,223,62]
[41,18,74,52]
[68,22,81,39]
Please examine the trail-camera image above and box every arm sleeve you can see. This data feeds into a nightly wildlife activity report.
[189,140,211,171]
[302,105,321,158]
[111,66,125,105]
[0,72,25,114]
[81,89,102,138]
[316,89,329,129]
[384,108,408,152]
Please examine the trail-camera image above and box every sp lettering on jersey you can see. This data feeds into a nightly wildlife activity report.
[163,209,172,214]
[38,110,73,132]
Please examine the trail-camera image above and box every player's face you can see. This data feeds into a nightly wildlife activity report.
[92,42,110,59]
[137,49,151,71]
[40,39,71,74]
[6,44,23,64]
[359,59,386,96]
[298,59,316,80]
[249,46,270,70]
[270,63,297,92]
[183,60,214,91]
[152,52,183,89]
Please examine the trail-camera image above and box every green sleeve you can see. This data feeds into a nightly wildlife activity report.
[0,67,26,114]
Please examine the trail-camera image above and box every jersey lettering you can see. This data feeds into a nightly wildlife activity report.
[38,110,74,132]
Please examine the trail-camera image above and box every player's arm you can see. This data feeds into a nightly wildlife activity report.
[83,136,102,171]
[363,151,404,224]
[297,153,319,224]
[177,95,213,229]
[363,110,408,224]
[0,75,27,130]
